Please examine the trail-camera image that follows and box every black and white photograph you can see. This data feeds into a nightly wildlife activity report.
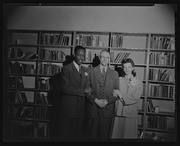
[3,2,178,142]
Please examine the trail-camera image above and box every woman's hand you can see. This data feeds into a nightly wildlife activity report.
[113,89,119,97]
[113,89,122,99]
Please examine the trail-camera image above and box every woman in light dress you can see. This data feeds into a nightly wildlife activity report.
[111,58,143,139]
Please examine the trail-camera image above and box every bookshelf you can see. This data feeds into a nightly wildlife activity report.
[5,29,176,141]
[6,30,73,141]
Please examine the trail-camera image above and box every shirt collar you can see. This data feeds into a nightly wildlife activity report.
[100,64,107,73]
[73,61,81,72]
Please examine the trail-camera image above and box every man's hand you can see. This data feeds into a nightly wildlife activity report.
[95,98,108,108]
[84,87,92,94]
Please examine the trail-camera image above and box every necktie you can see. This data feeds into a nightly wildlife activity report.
[102,68,106,77]
[79,66,82,77]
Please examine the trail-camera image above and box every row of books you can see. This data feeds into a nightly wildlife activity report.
[84,50,130,63]
[10,121,34,138]
[8,90,49,105]
[85,49,100,63]
[38,78,50,90]
[38,62,62,76]
[147,115,169,130]
[14,91,29,103]
[8,76,17,88]
[110,35,123,47]
[9,61,36,74]
[8,105,50,120]
[35,107,49,120]
[149,68,174,82]
[35,123,49,138]
[8,76,25,89]
[36,92,49,105]
[149,84,175,98]
[8,105,34,119]
[150,36,175,50]
[76,34,109,47]
[8,76,35,89]
[9,60,63,76]
[149,52,175,66]
[147,98,175,114]
[40,33,70,46]
[10,121,48,139]
[146,99,156,113]
[9,47,37,60]
[140,132,164,141]
[110,52,130,63]
[39,48,66,61]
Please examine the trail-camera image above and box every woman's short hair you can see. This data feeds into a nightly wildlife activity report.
[121,58,136,77]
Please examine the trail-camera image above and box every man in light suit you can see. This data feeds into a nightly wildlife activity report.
[85,50,119,140]
[59,46,89,140]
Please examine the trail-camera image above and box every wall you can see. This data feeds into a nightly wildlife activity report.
[6,4,175,34]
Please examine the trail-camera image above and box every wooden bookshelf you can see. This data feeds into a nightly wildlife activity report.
[5,29,176,141]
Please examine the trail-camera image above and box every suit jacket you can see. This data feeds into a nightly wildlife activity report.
[86,65,119,118]
[60,62,89,118]
[115,77,143,118]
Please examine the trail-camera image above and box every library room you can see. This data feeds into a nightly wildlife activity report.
[3,3,177,142]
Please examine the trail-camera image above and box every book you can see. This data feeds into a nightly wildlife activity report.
[169,37,175,50]
[123,52,130,60]
[9,47,16,59]
[160,69,172,81]
[37,123,48,138]
[17,76,24,88]
[110,51,114,63]
[147,99,155,112]
[114,52,121,63]
[16,106,24,118]
[20,107,33,118]
[146,101,151,112]
[163,37,171,49]
[16,48,26,59]
[15,91,23,103]
[20,92,28,103]
[23,52,35,59]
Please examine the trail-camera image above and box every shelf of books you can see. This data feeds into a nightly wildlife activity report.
[5,29,176,141]
[141,34,176,141]
[109,33,149,140]
[6,30,72,141]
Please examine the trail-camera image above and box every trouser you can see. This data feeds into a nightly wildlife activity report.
[85,109,112,140]
[59,116,84,140]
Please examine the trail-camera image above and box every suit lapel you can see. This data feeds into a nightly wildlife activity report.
[71,63,82,85]
[104,68,111,88]
[93,65,103,85]
[80,66,87,85]
[120,78,128,96]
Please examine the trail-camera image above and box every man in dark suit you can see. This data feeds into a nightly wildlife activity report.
[85,50,119,140]
[59,46,90,140]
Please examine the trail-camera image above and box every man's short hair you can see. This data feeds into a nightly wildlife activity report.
[74,45,86,54]
[100,49,110,56]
